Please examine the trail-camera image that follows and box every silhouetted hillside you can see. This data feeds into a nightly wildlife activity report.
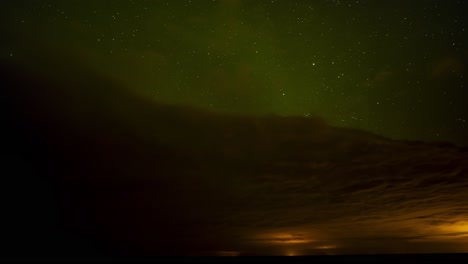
[1,60,468,258]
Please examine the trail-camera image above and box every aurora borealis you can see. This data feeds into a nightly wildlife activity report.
[1,0,467,144]
[1,0,468,259]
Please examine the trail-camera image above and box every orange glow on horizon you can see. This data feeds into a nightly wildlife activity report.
[255,233,314,244]
[316,245,337,250]
[439,221,468,233]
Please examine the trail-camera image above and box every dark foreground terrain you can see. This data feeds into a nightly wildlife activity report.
[9,254,468,263]
[1,59,468,258]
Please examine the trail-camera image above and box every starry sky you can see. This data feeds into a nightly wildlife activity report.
[1,0,467,144]
[2,0,468,258]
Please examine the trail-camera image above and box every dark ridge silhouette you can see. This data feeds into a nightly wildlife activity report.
[1,59,468,258]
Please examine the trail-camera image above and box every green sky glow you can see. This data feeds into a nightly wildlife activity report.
[1,0,467,144]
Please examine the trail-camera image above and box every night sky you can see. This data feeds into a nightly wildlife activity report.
[2,0,467,144]
[1,0,468,258]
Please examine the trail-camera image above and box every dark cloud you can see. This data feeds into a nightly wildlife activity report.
[1,58,468,257]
